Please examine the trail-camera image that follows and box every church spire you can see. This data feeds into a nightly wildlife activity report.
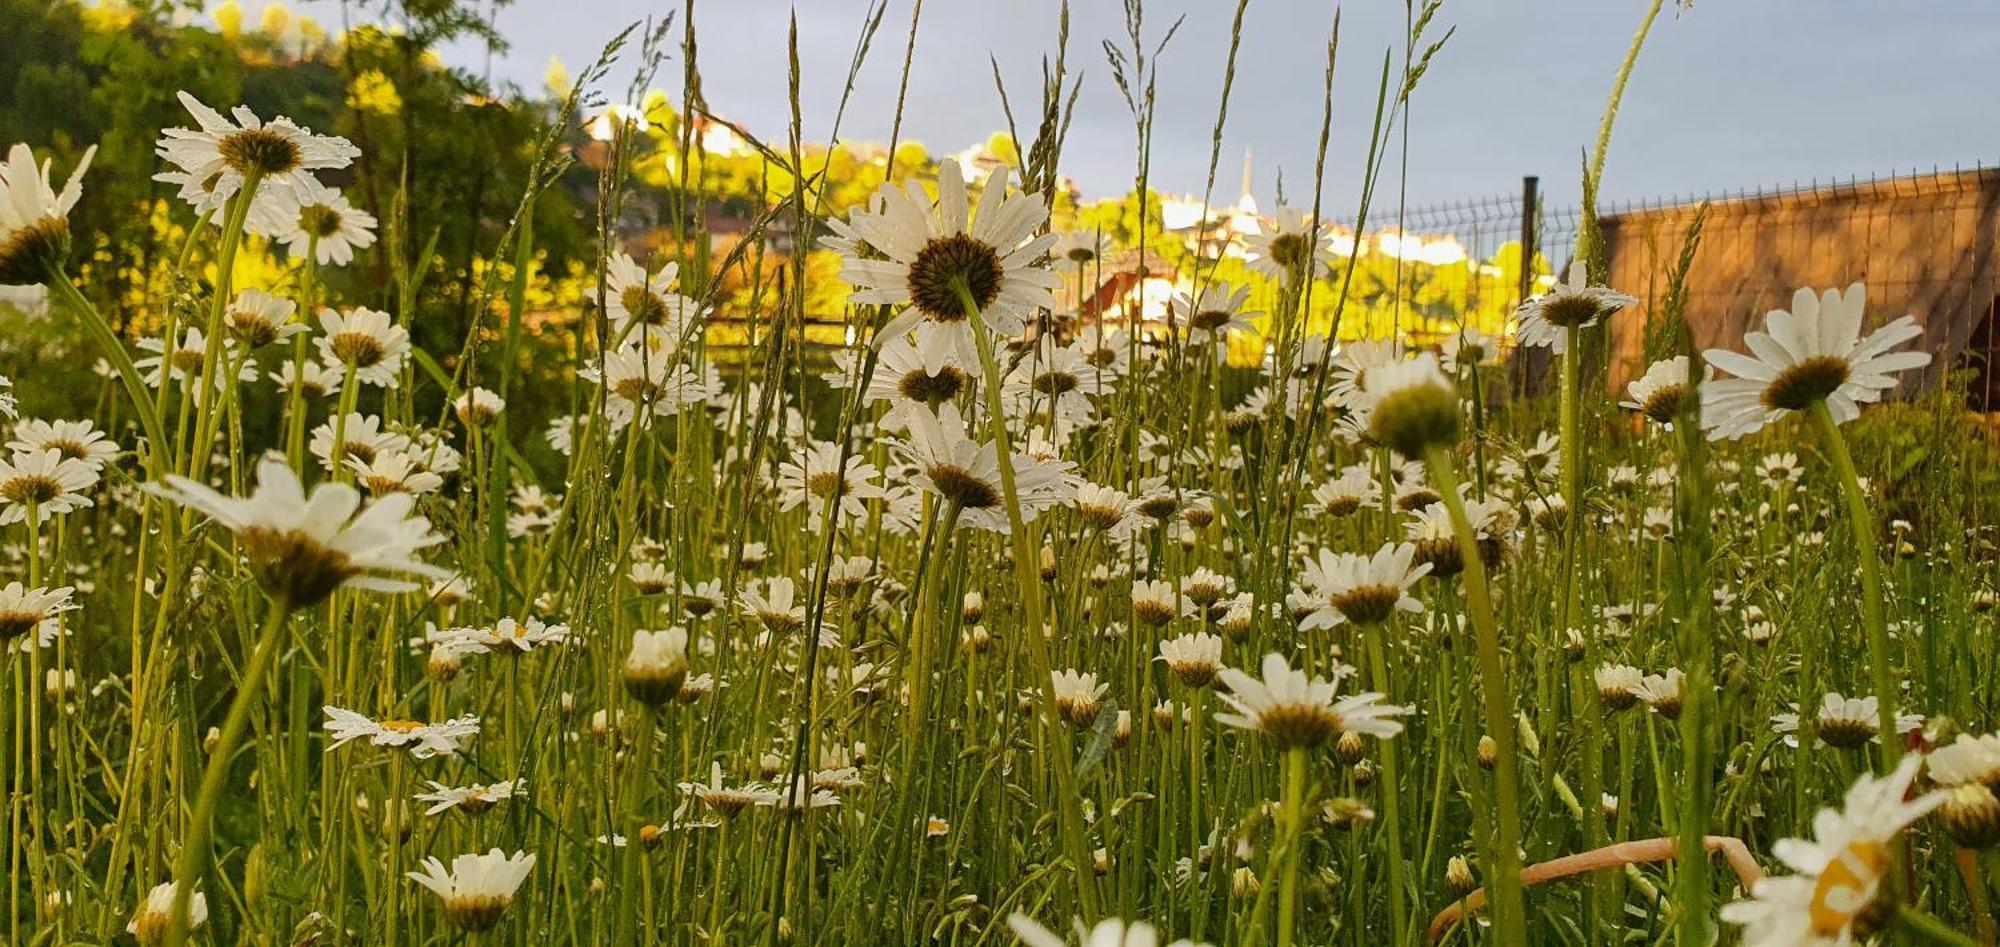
[1237,148,1258,215]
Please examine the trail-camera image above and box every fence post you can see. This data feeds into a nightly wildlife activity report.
[1518,175,1539,304]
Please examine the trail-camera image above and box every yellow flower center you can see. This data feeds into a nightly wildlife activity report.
[1808,839,1884,937]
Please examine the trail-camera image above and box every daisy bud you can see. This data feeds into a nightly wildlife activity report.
[1361,355,1458,459]
[1231,867,1260,899]
[961,624,994,653]
[426,644,464,682]
[1446,856,1478,898]
[1112,710,1132,749]
[961,591,984,623]
[1153,700,1179,730]
[1937,782,2000,849]
[1050,669,1106,728]
[1477,735,1498,771]
[1323,797,1375,830]
[1350,759,1376,788]
[1335,730,1367,765]
[1038,546,1058,582]
[128,882,207,947]
[759,753,783,781]
[621,628,689,707]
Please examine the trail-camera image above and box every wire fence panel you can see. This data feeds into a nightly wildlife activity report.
[1335,164,2000,407]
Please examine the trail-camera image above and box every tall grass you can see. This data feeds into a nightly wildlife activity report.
[0,2,1995,946]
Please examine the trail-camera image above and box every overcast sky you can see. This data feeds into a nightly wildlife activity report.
[275,1,1998,212]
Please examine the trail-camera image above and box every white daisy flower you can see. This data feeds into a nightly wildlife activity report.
[316,307,410,387]
[220,288,305,348]
[604,251,695,335]
[135,328,254,391]
[681,761,779,818]
[270,360,343,400]
[148,455,447,606]
[1003,344,1105,428]
[1296,542,1430,630]
[739,576,806,634]
[0,142,94,286]
[0,448,97,525]
[1170,282,1261,347]
[473,617,570,654]
[323,706,480,759]
[1215,652,1407,749]
[1512,261,1637,354]
[895,404,1071,533]
[249,176,377,266]
[1157,632,1224,687]
[127,881,206,946]
[776,440,884,530]
[1700,283,1932,440]
[347,449,445,497]
[414,779,524,816]
[1049,668,1108,727]
[8,419,118,472]
[406,848,536,932]
[1007,914,1209,947]
[622,627,690,705]
[1441,326,1500,374]
[153,90,358,214]
[453,387,505,427]
[0,581,77,642]
[1720,755,1942,946]
[309,413,408,472]
[1243,205,1329,285]
[837,158,1060,352]
[1620,355,1705,425]
[583,344,708,428]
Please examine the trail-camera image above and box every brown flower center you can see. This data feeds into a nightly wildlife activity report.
[239,525,357,607]
[1331,585,1403,626]
[1761,356,1850,411]
[218,127,303,176]
[897,367,965,405]
[906,233,1004,322]
[926,464,1000,510]
[1030,370,1079,397]
[330,332,386,368]
[0,218,70,286]
[1,474,62,506]
[1539,293,1606,329]
[620,287,669,326]
[297,202,343,238]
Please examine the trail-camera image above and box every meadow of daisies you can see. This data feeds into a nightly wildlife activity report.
[2,3,1998,946]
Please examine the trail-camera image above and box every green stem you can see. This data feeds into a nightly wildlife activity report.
[1898,905,1983,947]
[164,600,293,947]
[1275,746,1309,947]
[1810,400,1900,767]
[1423,447,1528,947]
[957,281,1101,921]
[1362,622,1410,945]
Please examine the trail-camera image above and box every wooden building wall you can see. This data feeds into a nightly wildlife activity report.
[1600,169,2000,399]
